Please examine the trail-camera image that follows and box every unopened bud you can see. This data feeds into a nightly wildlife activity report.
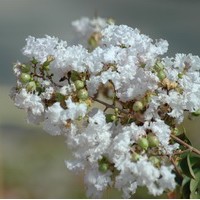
[21,64,30,73]
[147,133,159,147]
[20,73,31,83]
[137,137,149,150]
[157,70,166,81]
[71,71,80,82]
[74,80,84,90]
[78,89,88,100]
[149,156,160,167]
[133,101,144,112]
[99,163,109,173]
[106,114,117,123]
[131,151,140,162]
[178,73,183,79]
[26,81,36,91]
[155,61,164,71]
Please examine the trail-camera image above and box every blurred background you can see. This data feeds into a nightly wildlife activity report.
[0,0,200,198]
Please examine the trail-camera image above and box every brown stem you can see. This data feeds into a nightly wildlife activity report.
[93,98,129,114]
[170,156,183,178]
[170,134,200,156]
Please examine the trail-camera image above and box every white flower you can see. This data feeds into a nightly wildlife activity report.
[41,87,54,100]
[14,89,44,116]
[66,109,112,165]
[84,166,112,198]
[145,119,178,154]
[43,97,87,136]
[22,35,60,63]
[43,102,64,136]
[52,45,88,76]
[72,17,108,38]
[108,122,145,171]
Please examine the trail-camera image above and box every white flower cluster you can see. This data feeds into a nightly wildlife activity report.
[10,17,200,198]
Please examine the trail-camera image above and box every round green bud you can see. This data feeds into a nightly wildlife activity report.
[20,73,31,83]
[173,127,180,136]
[155,62,164,71]
[114,108,119,113]
[26,81,36,91]
[192,108,200,116]
[21,64,30,73]
[106,114,117,123]
[149,156,160,167]
[133,101,144,112]
[137,137,149,150]
[157,70,166,80]
[77,89,89,100]
[178,73,183,79]
[42,65,50,71]
[71,71,80,82]
[147,134,159,147]
[131,152,140,162]
[74,80,85,90]
[99,163,109,173]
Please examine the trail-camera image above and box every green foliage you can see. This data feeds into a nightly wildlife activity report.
[179,153,200,198]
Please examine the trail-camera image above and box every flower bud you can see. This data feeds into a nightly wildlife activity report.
[178,73,183,79]
[78,89,88,100]
[137,137,149,150]
[147,133,159,147]
[74,80,85,90]
[131,151,140,162]
[149,156,160,167]
[173,127,180,136]
[99,163,109,173]
[106,114,117,123]
[20,73,31,83]
[42,64,50,71]
[157,70,166,81]
[154,61,164,71]
[133,101,144,112]
[26,81,36,91]
[21,64,30,73]
[71,71,80,82]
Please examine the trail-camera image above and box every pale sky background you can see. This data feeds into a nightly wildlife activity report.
[1,0,200,85]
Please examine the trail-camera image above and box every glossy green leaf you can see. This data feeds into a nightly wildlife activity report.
[190,155,200,168]
[187,153,196,179]
[180,153,196,179]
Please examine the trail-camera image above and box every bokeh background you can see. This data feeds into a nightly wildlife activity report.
[1,0,200,198]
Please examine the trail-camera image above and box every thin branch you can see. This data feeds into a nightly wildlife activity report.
[170,156,183,178]
[170,134,200,156]
[92,98,129,114]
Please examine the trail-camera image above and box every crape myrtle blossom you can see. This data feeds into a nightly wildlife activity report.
[10,16,200,198]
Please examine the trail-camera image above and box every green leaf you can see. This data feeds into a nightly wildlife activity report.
[180,153,196,179]
[190,171,200,193]
[187,153,196,179]
[177,133,191,146]
[190,179,199,193]
[181,177,191,199]
[190,192,200,199]
[190,155,200,168]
